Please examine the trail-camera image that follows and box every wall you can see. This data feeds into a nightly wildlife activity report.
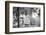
[0,0,46,35]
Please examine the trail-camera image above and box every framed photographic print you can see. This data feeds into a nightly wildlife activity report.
[5,1,45,34]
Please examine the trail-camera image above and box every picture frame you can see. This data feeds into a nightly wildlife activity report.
[5,1,45,34]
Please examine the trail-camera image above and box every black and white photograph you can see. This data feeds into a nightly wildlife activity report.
[5,1,45,34]
[13,7,40,28]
